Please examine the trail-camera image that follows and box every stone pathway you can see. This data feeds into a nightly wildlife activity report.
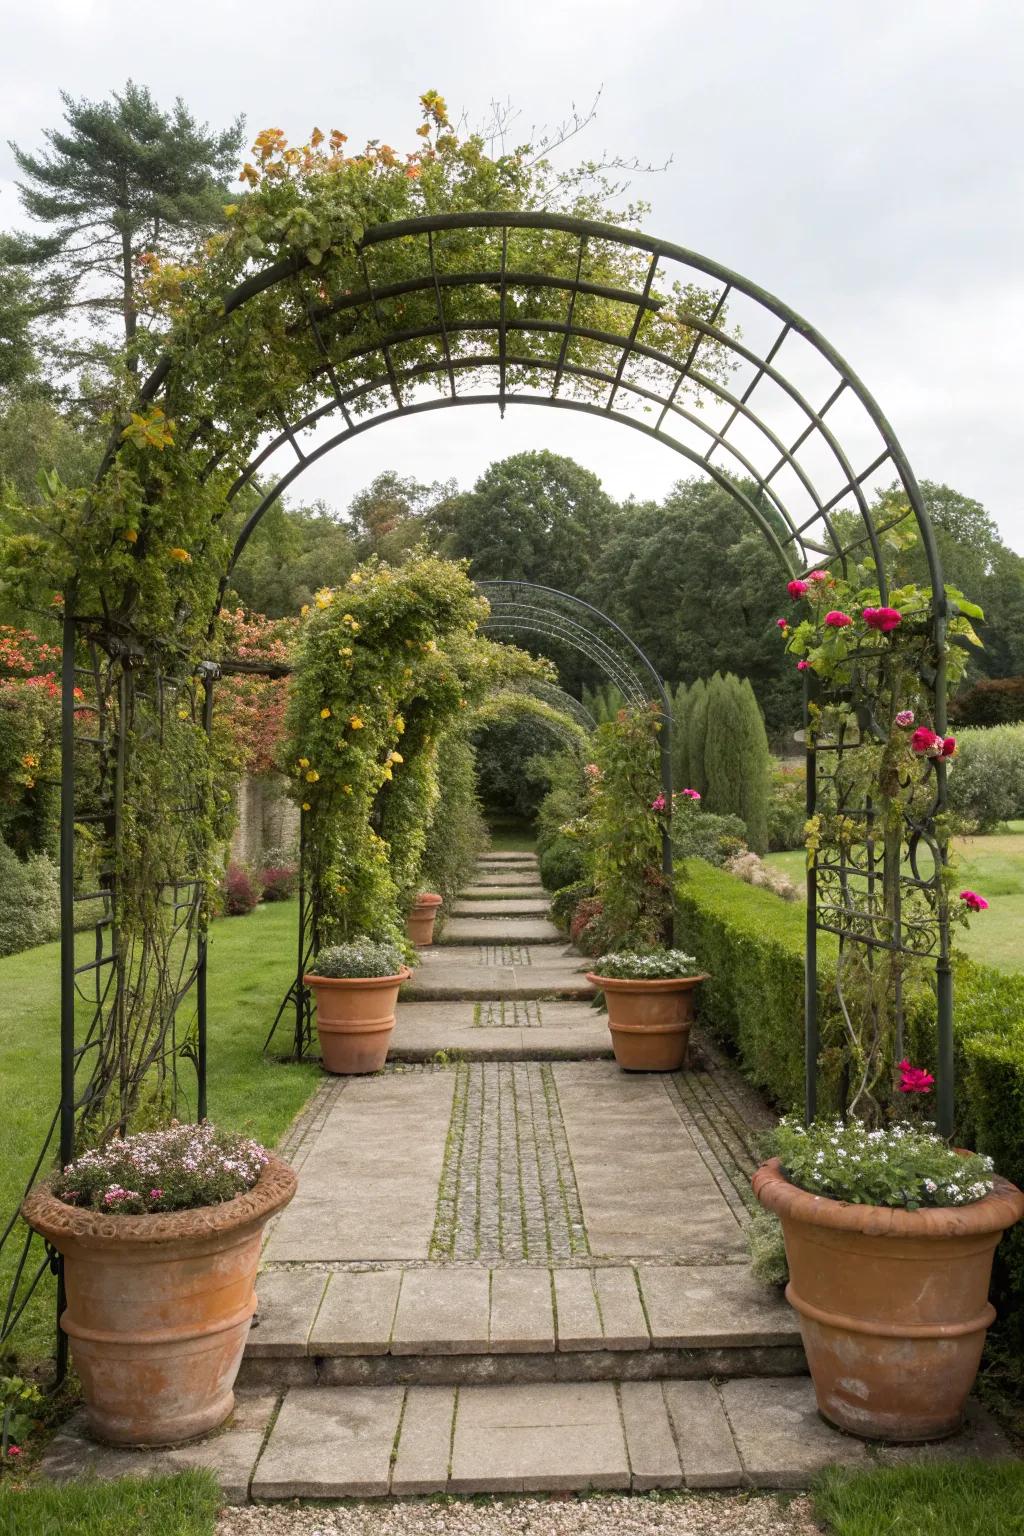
[39,848,1017,1501]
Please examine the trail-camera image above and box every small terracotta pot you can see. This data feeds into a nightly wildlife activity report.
[584,972,708,1071]
[304,967,412,1074]
[22,1156,296,1447]
[754,1157,1024,1441]
[406,893,443,946]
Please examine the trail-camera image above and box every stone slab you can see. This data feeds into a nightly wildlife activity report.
[403,953,595,1002]
[490,1267,556,1353]
[390,1000,610,1061]
[308,1268,403,1355]
[39,1392,276,1504]
[663,1380,744,1488]
[449,1382,630,1493]
[459,884,546,899]
[249,1268,329,1356]
[392,1267,491,1354]
[471,873,546,888]
[263,1071,454,1263]
[554,1063,747,1260]
[621,1381,682,1490]
[440,917,563,944]
[252,1385,404,1498]
[639,1265,800,1347]
[454,899,552,916]
[595,1268,649,1349]
[390,1386,456,1494]
[477,853,538,865]
[553,1269,604,1351]
[720,1377,870,1486]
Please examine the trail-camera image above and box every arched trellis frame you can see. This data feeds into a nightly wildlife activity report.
[2,207,956,1389]
[477,578,675,895]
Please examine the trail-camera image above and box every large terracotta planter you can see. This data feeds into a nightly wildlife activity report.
[22,1156,296,1447]
[406,893,443,946]
[753,1157,1024,1441]
[584,972,708,1071]
[303,967,412,1074]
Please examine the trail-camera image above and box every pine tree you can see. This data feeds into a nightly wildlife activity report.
[3,82,244,377]
[736,678,771,853]
[672,681,690,791]
[685,677,709,796]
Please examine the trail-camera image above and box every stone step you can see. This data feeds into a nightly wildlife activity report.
[241,1262,804,1391]
[438,916,563,944]
[470,872,546,888]
[392,999,609,1060]
[479,852,539,864]
[459,883,546,899]
[402,946,595,1001]
[452,898,551,916]
[43,1380,1009,1501]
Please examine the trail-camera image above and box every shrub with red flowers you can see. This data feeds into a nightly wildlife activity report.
[260,862,299,902]
[221,862,261,916]
[0,624,64,857]
[781,544,988,1121]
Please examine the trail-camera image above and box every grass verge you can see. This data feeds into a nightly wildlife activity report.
[813,1461,1024,1535]
[0,1469,220,1536]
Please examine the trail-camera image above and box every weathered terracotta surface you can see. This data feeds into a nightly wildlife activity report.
[754,1156,1024,1441]
[584,973,707,1072]
[406,893,443,947]
[304,968,412,1074]
[23,1156,296,1447]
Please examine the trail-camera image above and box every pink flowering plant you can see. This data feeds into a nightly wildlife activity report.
[780,540,988,1121]
[51,1122,269,1215]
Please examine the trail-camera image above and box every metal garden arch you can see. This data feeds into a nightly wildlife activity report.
[2,208,957,1380]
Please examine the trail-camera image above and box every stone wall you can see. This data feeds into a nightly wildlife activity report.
[230,775,300,868]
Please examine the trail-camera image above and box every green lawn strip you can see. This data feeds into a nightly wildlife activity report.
[485,828,538,853]
[765,830,1024,973]
[812,1461,1024,1536]
[0,1469,220,1536]
[0,899,320,1365]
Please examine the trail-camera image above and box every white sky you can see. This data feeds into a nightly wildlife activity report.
[2,0,1022,549]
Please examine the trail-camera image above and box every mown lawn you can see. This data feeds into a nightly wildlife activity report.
[0,1470,220,1536]
[766,830,1024,973]
[813,1461,1024,1535]
[0,898,319,1363]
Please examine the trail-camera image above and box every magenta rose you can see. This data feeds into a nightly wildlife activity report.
[960,890,989,912]
[863,606,902,632]
[911,727,940,754]
[940,736,956,758]
[808,570,829,583]
[796,659,810,671]
[650,794,667,812]
[776,618,789,630]
[787,579,810,599]
[824,610,853,628]
[897,1059,935,1094]
[680,788,701,800]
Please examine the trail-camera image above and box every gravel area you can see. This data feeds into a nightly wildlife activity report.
[217,1492,820,1536]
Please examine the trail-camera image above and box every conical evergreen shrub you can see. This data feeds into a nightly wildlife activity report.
[686,677,710,797]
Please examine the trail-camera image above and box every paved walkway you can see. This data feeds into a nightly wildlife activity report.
[40,850,1016,1501]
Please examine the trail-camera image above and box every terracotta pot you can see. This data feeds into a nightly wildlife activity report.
[22,1156,296,1447]
[754,1157,1024,1441]
[584,972,708,1071]
[303,967,412,1074]
[406,892,443,947]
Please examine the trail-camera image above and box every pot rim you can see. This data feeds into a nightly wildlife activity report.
[585,971,709,992]
[410,893,443,909]
[22,1152,297,1248]
[304,966,413,988]
[753,1155,1024,1239]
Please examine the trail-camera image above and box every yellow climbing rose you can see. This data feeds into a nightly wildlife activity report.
[305,769,320,783]
[320,707,332,719]
[349,716,364,730]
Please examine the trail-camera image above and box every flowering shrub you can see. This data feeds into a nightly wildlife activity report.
[221,863,260,915]
[310,938,406,979]
[775,1116,994,1211]
[592,949,701,980]
[260,863,299,902]
[52,1122,270,1214]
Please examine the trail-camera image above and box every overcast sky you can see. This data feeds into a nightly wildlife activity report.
[2,0,1022,550]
